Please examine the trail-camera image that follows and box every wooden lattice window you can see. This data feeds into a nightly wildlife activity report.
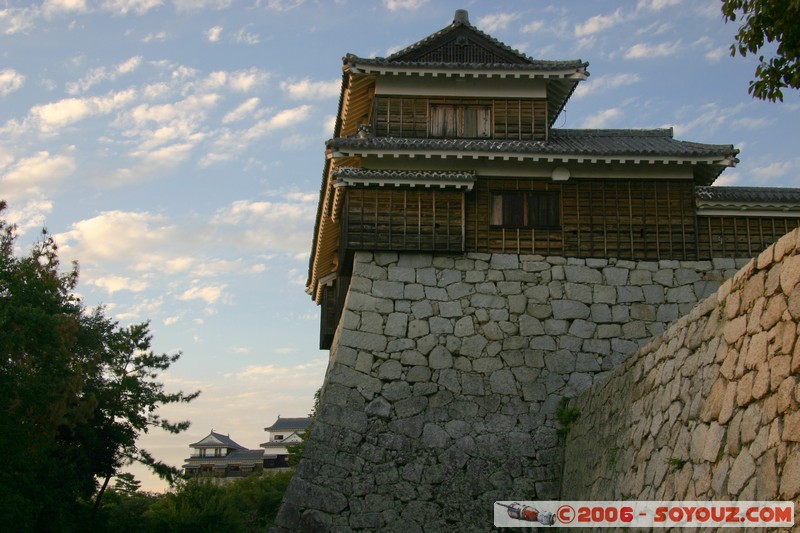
[430,104,491,138]
[491,191,560,229]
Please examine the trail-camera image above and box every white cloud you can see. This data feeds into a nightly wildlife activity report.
[575,9,626,37]
[142,30,168,42]
[383,0,428,11]
[637,0,683,10]
[100,0,163,15]
[54,210,174,263]
[266,105,312,129]
[521,20,544,34]
[223,97,262,123]
[712,171,741,186]
[1,150,76,200]
[624,40,681,59]
[280,78,340,100]
[201,105,312,165]
[206,25,222,42]
[0,6,37,34]
[30,89,137,134]
[671,102,746,137]
[42,0,88,16]
[477,12,519,33]
[2,199,53,235]
[90,275,148,295]
[705,46,728,62]
[172,0,231,11]
[582,107,624,128]
[210,196,316,254]
[731,116,771,129]
[261,0,305,11]
[194,68,269,93]
[573,73,640,99]
[635,21,671,36]
[67,56,143,94]
[179,283,228,306]
[0,68,25,96]
[233,28,260,45]
[752,161,794,181]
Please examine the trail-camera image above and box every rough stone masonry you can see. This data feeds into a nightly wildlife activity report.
[563,227,800,525]
[273,251,749,532]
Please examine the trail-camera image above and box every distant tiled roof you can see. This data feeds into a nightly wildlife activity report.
[696,186,800,204]
[183,448,264,468]
[264,416,311,432]
[189,431,247,449]
[327,129,738,160]
[260,439,298,449]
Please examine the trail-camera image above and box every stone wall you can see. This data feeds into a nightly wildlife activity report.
[274,251,747,532]
[562,228,800,522]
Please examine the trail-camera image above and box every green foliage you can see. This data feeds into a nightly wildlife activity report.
[722,0,800,101]
[666,457,687,470]
[286,387,320,467]
[555,397,581,438]
[0,202,199,530]
[142,472,294,532]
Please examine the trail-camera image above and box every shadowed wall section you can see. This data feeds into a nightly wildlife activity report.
[562,228,800,524]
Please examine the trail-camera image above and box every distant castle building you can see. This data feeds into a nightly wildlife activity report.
[261,417,313,468]
[183,416,311,478]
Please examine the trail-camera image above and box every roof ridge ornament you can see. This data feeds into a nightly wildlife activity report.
[454,9,469,25]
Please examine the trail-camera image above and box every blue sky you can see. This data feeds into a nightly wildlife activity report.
[1,0,798,492]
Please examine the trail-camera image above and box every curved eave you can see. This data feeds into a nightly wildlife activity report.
[329,146,737,168]
[346,63,588,80]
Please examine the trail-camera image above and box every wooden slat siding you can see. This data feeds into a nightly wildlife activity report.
[696,216,800,258]
[375,96,547,140]
[344,187,464,251]
[466,178,699,260]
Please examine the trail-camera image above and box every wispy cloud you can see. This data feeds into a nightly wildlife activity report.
[383,0,428,11]
[261,0,305,11]
[582,107,624,128]
[90,275,149,295]
[477,12,519,33]
[624,40,681,59]
[280,78,340,100]
[206,25,222,42]
[172,0,231,12]
[0,68,24,97]
[233,27,260,45]
[0,6,38,34]
[636,0,684,11]
[1,150,76,200]
[67,56,143,94]
[222,97,262,123]
[575,9,626,37]
[573,73,640,99]
[42,0,88,16]
[99,0,164,15]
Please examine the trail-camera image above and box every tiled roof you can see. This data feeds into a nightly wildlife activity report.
[327,129,738,160]
[260,439,298,449]
[382,9,581,69]
[264,416,311,432]
[183,448,264,468]
[189,430,247,449]
[334,167,476,189]
[344,54,588,73]
[696,186,800,204]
